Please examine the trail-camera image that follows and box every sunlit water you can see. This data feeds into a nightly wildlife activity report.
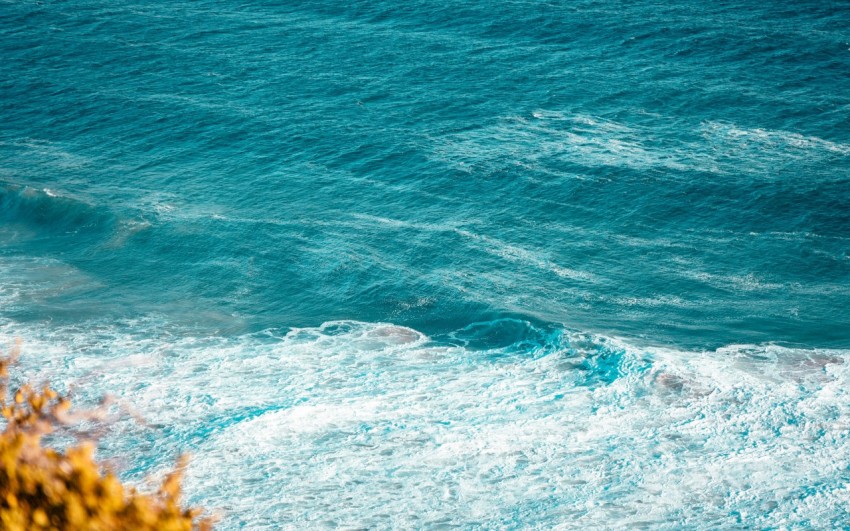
[2,0,849,527]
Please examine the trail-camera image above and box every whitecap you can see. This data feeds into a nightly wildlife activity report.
[1,320,849,528]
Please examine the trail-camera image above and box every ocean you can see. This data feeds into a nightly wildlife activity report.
[2,0,850,527]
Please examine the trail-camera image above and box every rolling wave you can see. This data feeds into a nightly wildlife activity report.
[0,183,115,237]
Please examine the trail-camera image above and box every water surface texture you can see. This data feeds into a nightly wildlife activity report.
[2,0,850,528]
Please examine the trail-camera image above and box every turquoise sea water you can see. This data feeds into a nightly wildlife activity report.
[2,1,850,527]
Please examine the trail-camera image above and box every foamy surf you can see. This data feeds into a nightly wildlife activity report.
[3,319,848,528]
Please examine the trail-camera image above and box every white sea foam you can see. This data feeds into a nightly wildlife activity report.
[0,138,93,170]
[431,111,716,174]
[433,112,849,181]
[702,121,850,156]
[1,320,849,528]
[683,270,785,292]
[454,229,598,283]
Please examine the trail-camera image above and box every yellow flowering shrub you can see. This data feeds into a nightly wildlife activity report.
[0,340,213,530]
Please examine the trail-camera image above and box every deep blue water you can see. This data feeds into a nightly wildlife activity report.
[2,1,850,528]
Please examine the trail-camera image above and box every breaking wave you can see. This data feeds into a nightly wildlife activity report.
[3,318,849,528]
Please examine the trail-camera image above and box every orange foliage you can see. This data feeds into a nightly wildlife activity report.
[0,340,213,530]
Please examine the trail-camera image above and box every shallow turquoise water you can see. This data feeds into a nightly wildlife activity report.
[2,1,850,528]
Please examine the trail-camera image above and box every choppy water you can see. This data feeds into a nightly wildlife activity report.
[2,0,850,528]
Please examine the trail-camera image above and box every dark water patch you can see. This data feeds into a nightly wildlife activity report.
[0,183,115,237]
